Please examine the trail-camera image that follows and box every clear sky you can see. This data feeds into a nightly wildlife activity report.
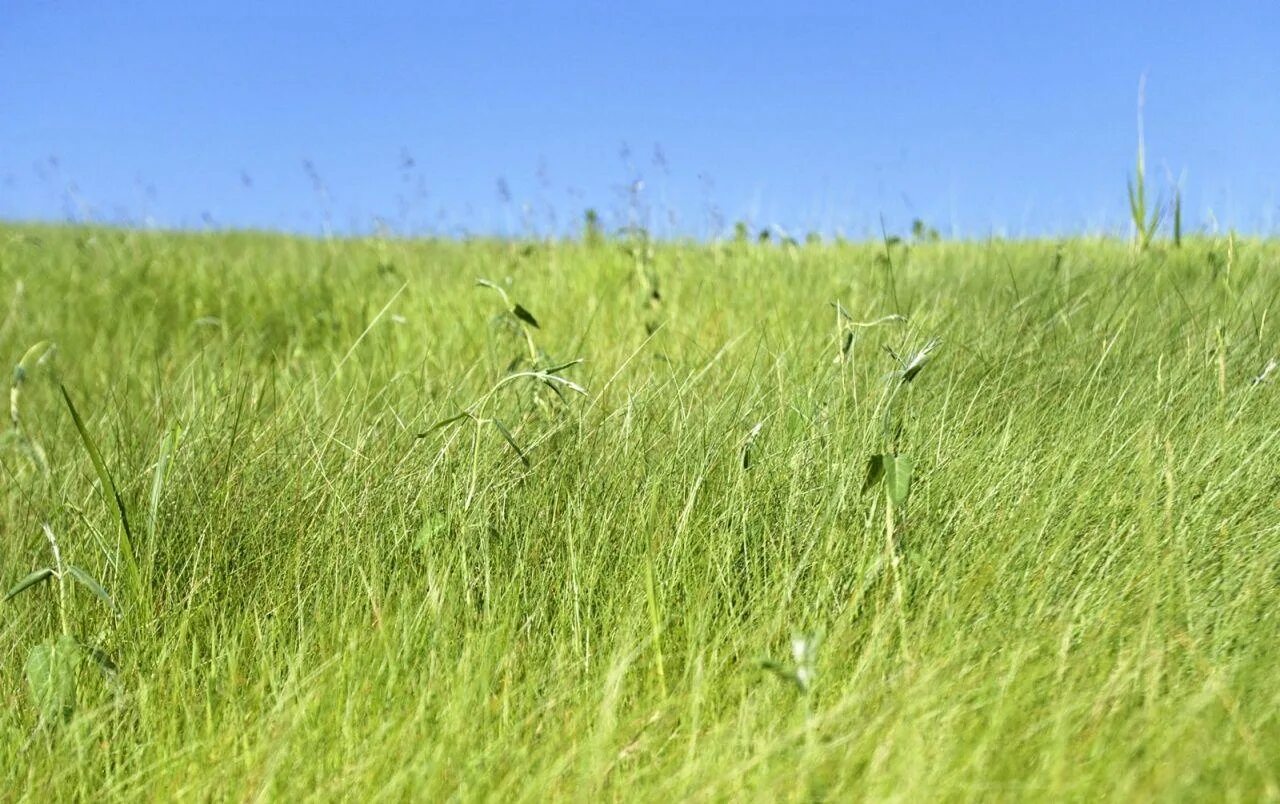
[3,1,1278,239]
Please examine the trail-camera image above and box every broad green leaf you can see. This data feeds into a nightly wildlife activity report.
[511,303,540,329]
[66,565,116,613]
[26,635,82,721]
[4,567,54,601]
[490,418,529,467]
[413,512,448,552]
[862,454,886,494]
[885,454,915,507]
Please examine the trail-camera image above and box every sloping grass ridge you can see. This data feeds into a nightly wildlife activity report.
[0,224,1276,800]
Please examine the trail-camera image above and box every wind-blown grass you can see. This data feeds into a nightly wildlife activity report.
[0,223,1277,800]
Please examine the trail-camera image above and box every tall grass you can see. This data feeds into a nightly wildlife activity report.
[0,223,1277,799]
[1128,75,1162,251]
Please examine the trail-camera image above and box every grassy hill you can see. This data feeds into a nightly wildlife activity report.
[1,224,1276,799]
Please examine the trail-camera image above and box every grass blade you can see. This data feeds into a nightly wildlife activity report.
[13,340,53,383]
[415,411,472,438]
[540,358,583,375]
[475,278,512,308]
[148,427,179,543]
[512,303,540,329]
[66,565,116,613]
[1173,189,1182,247]
[534,372,586,395]
[60,384,141,604]
[10,340,54,428]
[490,417,529,467]
[4,567,54,601]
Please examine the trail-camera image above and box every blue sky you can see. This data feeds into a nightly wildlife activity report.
[2,1,1278,238]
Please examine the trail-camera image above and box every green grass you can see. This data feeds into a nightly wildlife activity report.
[0,223,1277,800]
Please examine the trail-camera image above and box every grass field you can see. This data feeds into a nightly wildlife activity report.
[0,223,1277,800]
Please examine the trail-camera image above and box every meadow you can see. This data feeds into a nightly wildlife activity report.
[0,223,1276,800]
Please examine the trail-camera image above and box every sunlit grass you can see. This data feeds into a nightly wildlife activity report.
[0,223,1277,799]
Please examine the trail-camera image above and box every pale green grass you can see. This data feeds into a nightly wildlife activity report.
[0,224,1277,801]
